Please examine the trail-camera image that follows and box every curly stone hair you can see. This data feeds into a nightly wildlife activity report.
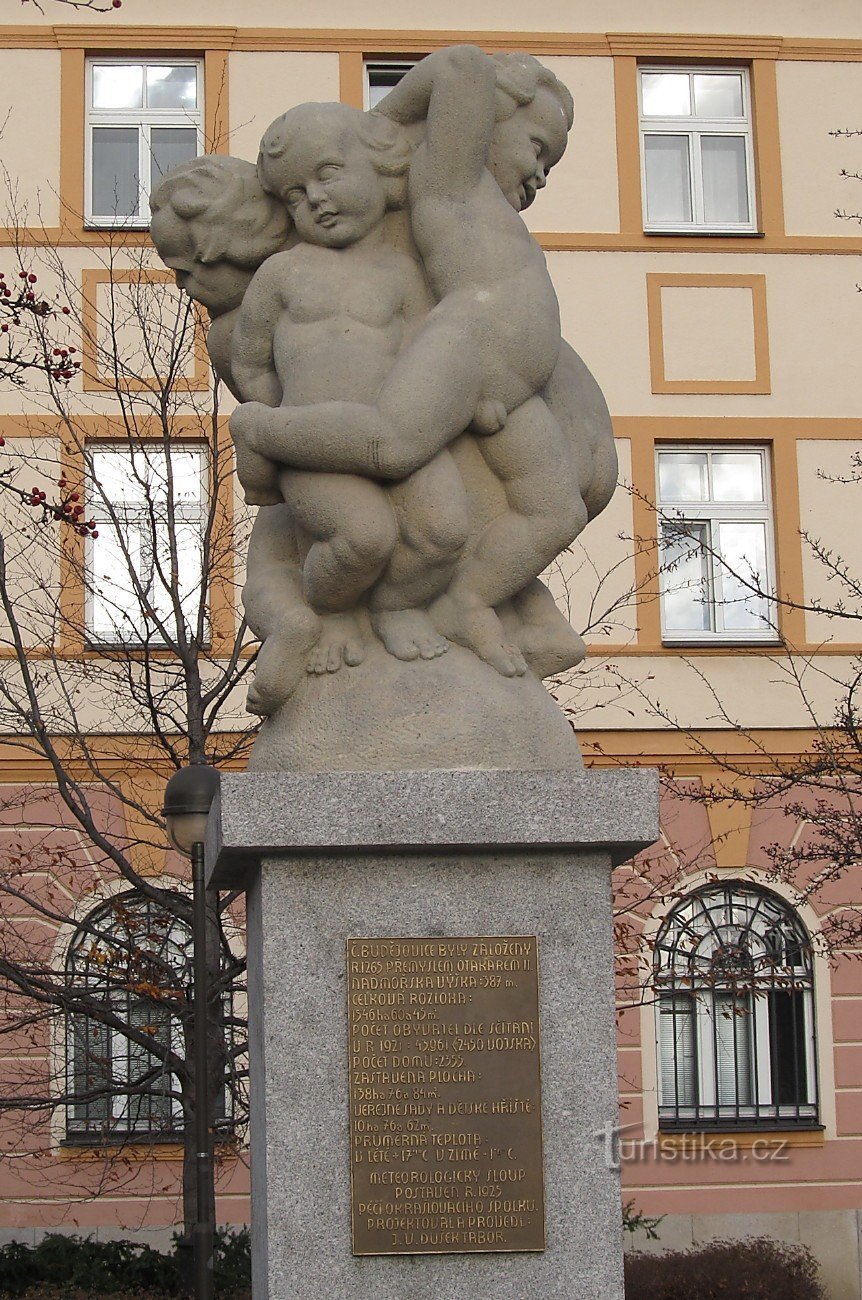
[492,51,575,129]
[257,102,412,201]
[150,155,291,268]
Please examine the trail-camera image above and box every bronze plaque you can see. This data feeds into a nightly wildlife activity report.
[347,935,544,1255]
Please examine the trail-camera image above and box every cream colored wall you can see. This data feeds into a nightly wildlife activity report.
[778,61,862,238]
[0,51,61,228]
[0,436,62,649]
[559,651,859,731]
[547,439,637,644]
[796,439,862,645]
[15,0,862,38]
[523,57,619,236]
[227,52,341,164]
[551,252,862,418]
[660,286,756,383]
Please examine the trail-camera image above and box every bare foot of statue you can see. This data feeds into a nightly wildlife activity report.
[246,615,321,717]
[229,404,283,506]
[371,608,449,662]
[431,592,528,678]
[306,612,366,675]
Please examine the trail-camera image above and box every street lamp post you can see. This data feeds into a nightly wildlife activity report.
[163,763,220,1300]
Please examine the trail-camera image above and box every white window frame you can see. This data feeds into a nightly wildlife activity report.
[84,442,209,647]
[363,59,418,111]
[638,65,757,234]
[85,57,204,229]
[656,444,778,645]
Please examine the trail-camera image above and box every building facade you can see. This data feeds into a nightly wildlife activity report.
[0,1,861,1294]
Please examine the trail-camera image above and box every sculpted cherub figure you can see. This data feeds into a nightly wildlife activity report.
[230,47,590,677]
[150,157,325,712]
[229,105,471,673]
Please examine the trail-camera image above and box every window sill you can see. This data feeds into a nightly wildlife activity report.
[61,1131,239,1158]
[643,228,765,238]
[661,637,783,649]
[83,221,151,232]
[657,1125,824,1149]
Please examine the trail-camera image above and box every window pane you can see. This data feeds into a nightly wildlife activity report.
[91,127,140,219]
[92,63,143,110]
[701,135,749,224]
[91,450,146,505]
[716,521,770,631]
[660,994,696,1108]
[641,72,691,116]
[644,135,692,224]
[92,448,202,505]
[146,64,197,110]
[693,73,744,119]
[661,521,710,632]
[658,452,709,503]
[69,1018,110,1125]
[150,127,198,190]
[715,992,753,1107]
[89,523,144,641]
[769,991,808,1107]
[711,452,764,503]
[366,63,414,110]
[152,520,204,628]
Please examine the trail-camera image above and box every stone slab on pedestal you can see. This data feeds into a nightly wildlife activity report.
[209,768,658,1300]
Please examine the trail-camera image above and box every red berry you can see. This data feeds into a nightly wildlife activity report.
[58,478,66,487]
[0,324,7,333]
[27,274,36,284]
[77,526,88,536]
[69,492,79,502]
[91,530,99,539]
[53,349,61,356]
[0,438,6,447]
[112,0,121,7]
[68,348,76,355]
[18,272,26,280]
[62,306,70,315]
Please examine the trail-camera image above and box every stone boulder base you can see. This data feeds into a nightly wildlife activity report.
[249,641,582,772]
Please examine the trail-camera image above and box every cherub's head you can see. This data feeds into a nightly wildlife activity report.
[258,103,411,249]
[150,156,291,315]
[488,53,574,212]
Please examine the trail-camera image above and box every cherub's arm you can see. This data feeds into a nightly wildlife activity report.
[231,259,285,407]
[375,45,496,202]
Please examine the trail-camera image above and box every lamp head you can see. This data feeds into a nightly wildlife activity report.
[162,763,219,858]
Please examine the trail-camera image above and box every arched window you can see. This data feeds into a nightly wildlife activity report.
[65,892,191,1139]
[654,883,819,1129]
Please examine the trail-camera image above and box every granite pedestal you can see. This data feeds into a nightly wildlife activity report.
[207,768,658,1300]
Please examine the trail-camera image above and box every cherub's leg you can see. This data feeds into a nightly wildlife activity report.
[281,470,398,614]
[242,506,321,715]
[230,313,485,482]
[368,450,469,662]
[433,398,587,677]
[456,396,587,604]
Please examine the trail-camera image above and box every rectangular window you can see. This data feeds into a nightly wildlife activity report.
[639,67,756,233]
[656,446,776,643]
[86,59,203,227]
[86,444,207,645]
[364,60,417,111]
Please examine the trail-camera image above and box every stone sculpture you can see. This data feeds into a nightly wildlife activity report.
[151,46,617,771]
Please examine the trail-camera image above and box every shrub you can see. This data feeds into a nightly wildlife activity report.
[625,1236,826,1300]
[0,1227,251,1297]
